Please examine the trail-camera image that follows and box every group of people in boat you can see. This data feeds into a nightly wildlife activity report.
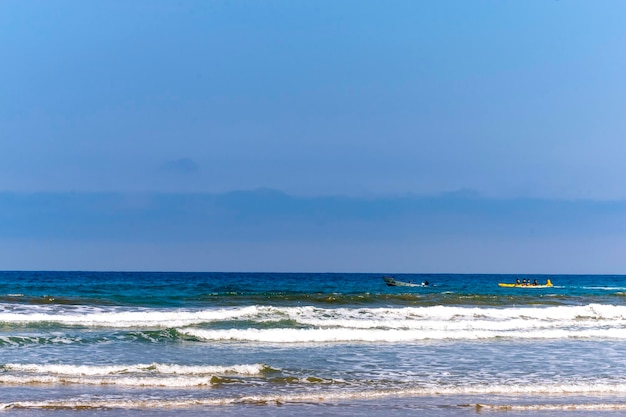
[516,278,539,286]
[515,278,551,286]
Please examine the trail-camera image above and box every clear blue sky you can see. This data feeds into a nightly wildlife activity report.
[2,1,626,273]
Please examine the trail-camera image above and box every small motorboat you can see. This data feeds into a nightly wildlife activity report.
[383,276,428,287]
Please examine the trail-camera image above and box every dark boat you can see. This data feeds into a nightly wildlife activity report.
[383,276,428,287]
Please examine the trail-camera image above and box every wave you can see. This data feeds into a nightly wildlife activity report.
[472,403,626,412]
[0,329,192,347]
[2,362,269,376]
[0,334,87,347]
[0,362,271,387]
[179,326,626,343]
[0,305,262,328]
[581,286,626,291]
[3,304,626,341]
[5,383,626,410]
[0,374,230,387]
[3,303,626,325]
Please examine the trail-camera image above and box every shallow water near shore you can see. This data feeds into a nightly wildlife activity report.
[2,271,626,416]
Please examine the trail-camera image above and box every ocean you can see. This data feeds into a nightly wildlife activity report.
[2,271,626,416]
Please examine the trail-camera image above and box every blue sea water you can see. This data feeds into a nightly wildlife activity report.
[2,271,626,416]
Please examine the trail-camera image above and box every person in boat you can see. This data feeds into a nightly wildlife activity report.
[515,279,521,285]
[423,280,429,286]
[532,279,538,286]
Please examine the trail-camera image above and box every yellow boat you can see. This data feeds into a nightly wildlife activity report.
[498,279,553,288]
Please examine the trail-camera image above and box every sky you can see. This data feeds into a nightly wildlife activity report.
[2,0,626,273]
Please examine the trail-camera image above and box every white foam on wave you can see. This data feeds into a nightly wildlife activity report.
[281,303,626,322]
[582,286,626,291]
[3,304,626,340]
[0,374,217,387]
[474,403,626,411]
[3,362,267,376]
[0,362,269,388]
[179,326,626,343]
[5,382,626,410]
[0,305,261,328]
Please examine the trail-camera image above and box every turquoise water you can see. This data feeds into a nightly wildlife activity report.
[2,272,626,416]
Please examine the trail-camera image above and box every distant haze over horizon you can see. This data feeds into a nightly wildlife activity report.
[2,1,626,272]
[2,188,626,274]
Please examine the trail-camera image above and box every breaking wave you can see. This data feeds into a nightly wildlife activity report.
[3,304,626,342]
